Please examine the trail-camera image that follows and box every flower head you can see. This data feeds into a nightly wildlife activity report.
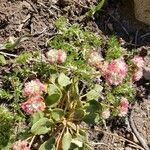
[118,97,129,117]
[12,140,30,150]
[23,79,46,97]
[88,51,104,68]
[102,109,110,119]
[46,49,67,64]
[21,96,46,114]
[132,69,143,82]
[131,56,144,69]
[104,58,128,85]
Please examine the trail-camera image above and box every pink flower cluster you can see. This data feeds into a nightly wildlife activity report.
[118,97,129,116]
[21,79,46,114]
[23,79,46,97]
[21,96,46,114]
[46,49,67,64]
[12,140,30,150]
[103,58,128,86]
[131,56,144,82]
[88,52,128,86]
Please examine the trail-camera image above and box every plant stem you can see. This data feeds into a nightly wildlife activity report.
[29,136,36,148]
[0,51,17,57]
[56,124,66,150]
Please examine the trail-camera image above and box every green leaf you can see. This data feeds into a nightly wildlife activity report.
[39,137,56,150]
[46,84,61,106]
[31,111,44,124]
[47,84,60,95]
[0,55,6,65]
[86,100,102,113]
[86,0,105,17]
[87,89,99,100]
[71,139,83,148]
[58,73,71,87]
[79,129,88,141]
[51,109,64,121]
[31,118,52,135]
[94,84,103,92]
[45,94,61,106]
[62,129,72,150]
[87,84,103,100]
[83,113,100,124]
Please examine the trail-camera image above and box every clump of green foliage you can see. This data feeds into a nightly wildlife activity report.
[106,36,124,60]
[0,105,14,148]
[86,0,105,17]
[49,17,101,50]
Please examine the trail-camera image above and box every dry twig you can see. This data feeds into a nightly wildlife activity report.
[83,127,145,150]
[129,111,150,150]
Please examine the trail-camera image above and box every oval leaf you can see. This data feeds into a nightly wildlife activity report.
[71,139,83,148]
[87,84,103,100]
[31,111,44,124]
[62,130,72,150]
[39,137,56,150]
[46,94,60,106]
[31,118,52,135]
[51,108,64,121]
[47,84,60,95]
[58,73,71,87]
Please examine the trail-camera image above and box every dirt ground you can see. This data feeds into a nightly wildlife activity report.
[0,0,150,149]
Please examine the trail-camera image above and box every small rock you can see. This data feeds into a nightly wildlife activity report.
[134,0,150,25]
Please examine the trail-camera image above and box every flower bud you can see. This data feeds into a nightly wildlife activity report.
[46,49,67,64]
[102,109,110,119]
[118,97,129,117]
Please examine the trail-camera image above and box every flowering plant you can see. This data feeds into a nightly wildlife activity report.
[0,17,144,149]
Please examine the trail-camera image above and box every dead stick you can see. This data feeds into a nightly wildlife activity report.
[83,127,144,150]
[129,112,149,150]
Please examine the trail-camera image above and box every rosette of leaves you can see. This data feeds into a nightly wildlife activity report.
[28,72,104,149]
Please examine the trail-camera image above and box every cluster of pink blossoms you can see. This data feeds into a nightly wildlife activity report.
[46,49,67,64]
[101,97,129,119]
[103,58,128,86]
[131,56,144,82]
[101,97,129,118]
[12,140,30,150]
[88,52,128,86]
[23,79,46,97]
[21,79,46,114]
[87,52,142,117]
[118,97,129,116]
